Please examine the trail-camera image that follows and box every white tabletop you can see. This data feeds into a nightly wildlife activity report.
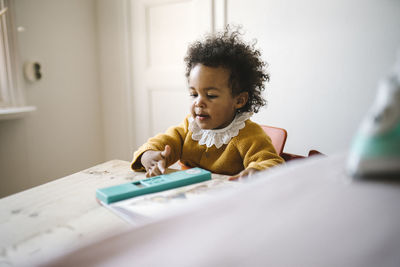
[0,159,229,267]
[43,153,400,267]
[0,160,138,266]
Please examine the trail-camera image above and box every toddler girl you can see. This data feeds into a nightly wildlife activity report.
[131,28,284,179]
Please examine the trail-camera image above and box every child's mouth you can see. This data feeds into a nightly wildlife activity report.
[196,114,210,121]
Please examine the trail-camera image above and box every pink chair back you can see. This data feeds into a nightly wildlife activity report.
[259,125,287,155]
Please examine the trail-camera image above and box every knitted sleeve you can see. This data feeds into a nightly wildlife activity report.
[131,117,189,171]
[234,121,284,171]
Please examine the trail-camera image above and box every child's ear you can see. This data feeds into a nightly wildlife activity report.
[235,92,249,109]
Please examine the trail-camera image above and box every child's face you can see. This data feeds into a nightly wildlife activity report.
[188,64,247,130]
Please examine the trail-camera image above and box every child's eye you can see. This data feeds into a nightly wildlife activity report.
[189,93,198,98]
[207,95,218,99]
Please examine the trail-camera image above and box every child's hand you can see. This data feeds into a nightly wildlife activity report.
[229,168,258,181]
[140,145,172,177]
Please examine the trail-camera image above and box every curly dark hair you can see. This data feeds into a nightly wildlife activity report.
[184,26,269,113]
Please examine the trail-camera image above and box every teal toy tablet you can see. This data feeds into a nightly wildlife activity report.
[96,168,211,204]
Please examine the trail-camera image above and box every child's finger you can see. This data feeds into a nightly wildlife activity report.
[160,145,171,158]
[228,175,240,181]
[229,170,251,181]
[146,165,162,177]
[158,159,166,174]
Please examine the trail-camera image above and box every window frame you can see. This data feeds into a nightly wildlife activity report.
[0,0,25,108]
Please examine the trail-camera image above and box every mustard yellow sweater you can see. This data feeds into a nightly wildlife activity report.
[131,116,284,176]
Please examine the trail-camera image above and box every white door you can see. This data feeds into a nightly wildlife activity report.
[129,0,226,150]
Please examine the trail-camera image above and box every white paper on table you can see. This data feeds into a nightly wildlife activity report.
[100,178,240,226]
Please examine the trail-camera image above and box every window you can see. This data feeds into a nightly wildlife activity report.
[0,0,24,108]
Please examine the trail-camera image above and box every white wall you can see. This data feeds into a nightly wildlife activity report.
[0,0,105,197]
[227,0,400,155]
[2,0,399,197]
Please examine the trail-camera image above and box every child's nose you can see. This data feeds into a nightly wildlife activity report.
[195,96,206,107]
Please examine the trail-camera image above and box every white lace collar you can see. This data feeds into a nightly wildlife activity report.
[188,112,253,149]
